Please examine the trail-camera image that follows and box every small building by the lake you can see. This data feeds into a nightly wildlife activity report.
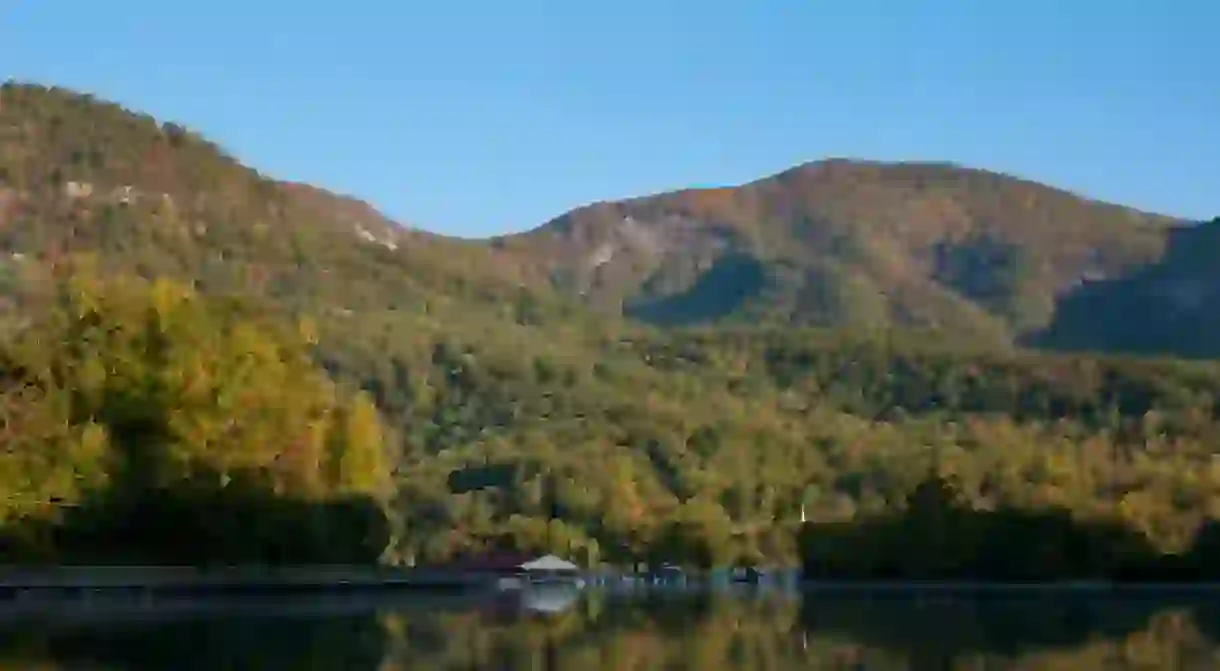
[519,554,581,582]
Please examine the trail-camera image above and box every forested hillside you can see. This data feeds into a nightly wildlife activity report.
[1,82,1219,570]
[508,160,1181,341]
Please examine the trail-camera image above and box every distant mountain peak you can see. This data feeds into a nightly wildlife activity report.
[513,158,1181,340]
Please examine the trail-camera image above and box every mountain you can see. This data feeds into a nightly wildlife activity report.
[4,82,1220,570]
[6,82,1209,357]
[0,84,551,303]
[508,159,1186,346]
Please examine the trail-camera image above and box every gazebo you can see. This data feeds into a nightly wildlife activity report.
[520,555,581,584]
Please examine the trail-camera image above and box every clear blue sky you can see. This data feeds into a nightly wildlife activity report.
[4,1,1216,236]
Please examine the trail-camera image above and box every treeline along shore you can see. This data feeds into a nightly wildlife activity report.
[799,474,1220,583]
[4,266,1220,586]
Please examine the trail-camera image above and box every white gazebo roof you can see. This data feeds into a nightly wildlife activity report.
[521,554,579,572]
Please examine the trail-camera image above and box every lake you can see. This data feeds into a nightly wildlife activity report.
[2,585,1220,669]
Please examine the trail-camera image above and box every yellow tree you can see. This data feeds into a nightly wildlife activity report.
[0,264,398,562]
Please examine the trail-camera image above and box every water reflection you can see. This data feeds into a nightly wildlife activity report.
[2,588,1220,669]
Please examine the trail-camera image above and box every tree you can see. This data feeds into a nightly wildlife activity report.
[0,267,397,563]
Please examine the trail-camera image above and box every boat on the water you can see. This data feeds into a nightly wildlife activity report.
[495,575,525,591]
[495,574,585,591]
[730,566,766,584]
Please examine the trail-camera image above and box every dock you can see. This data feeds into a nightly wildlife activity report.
[0,565,489,599]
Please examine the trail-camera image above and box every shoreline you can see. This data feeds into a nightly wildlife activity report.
[798,580,1220,595]
[8,566,1220,600]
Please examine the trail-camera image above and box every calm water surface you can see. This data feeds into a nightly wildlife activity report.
[2,586,1220,669]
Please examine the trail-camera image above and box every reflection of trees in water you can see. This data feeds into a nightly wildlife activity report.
[800,596,1220,670]
[5,594,1220,669]
[0,614,387,670]
[378,594,1220,670]
[379,592,807,670]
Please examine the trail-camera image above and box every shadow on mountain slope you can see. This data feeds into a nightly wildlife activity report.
[1031,218,1220,359]
[624,253,769,326]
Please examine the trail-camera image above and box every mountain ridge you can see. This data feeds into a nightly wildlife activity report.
[520,157,1188,233]
[2,81,1216,359]
[510,156,1195,348]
